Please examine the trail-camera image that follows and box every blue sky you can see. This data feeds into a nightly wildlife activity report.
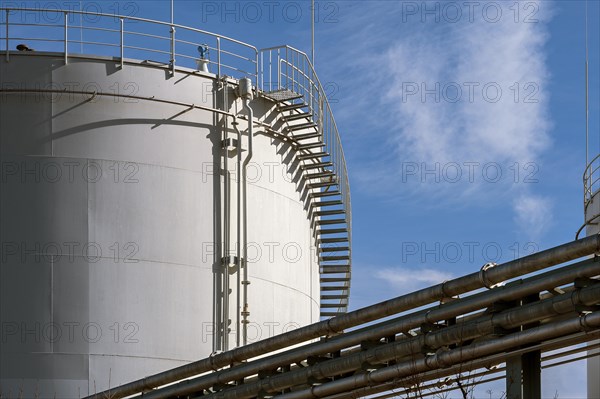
[168,2,598,395]
[2,0,598,397]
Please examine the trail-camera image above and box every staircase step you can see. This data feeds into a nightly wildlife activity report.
[321,303,349,309]
[320,257,351,264]
[267,89,304,102]
[300,162,333,170]
[320,311,347,317]
[317,228,348,235]
[321,263,351,269]
[297,142,325,151]
[315,218,347,226]
[319,246,350,253]
[321,294,348,300]
[309,191,340,198]
[312,200,343,208]
[287,122,318,132]
[282,112,313,122]
[314,209,345,217]
[320,277,350,284]
[279,102,308,112]
[307,181,338,190]
[293,132,322,141]
[321,262,350,269]
[277,95,303,103]
[297,152,328,161]
[306,171,335,179]
[320,285,348,290]
[318,237,349,244]
[321,267,351,275]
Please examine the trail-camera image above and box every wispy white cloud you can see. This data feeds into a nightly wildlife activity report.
[325,1,555,231]
[513,193,553,240]
[382,4,552,195]
[375,266,454,293]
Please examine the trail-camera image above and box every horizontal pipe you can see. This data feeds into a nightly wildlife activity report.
[279,311,600,399]
[135,259,600,399]
[331,331,600,399]
[0,89,297,149]
[85,235,600,399]
[209,283,600,398]
[0,88,233,117]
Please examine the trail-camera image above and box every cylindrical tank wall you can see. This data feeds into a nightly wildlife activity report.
[584,191,600,399]
[0,54,319,398]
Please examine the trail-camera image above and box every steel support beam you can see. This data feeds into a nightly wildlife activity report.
[506,294,542,399]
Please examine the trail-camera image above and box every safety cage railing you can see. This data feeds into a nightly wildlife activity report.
[0,7,258,81]
[584,153,600,209]
[259,45,352,291]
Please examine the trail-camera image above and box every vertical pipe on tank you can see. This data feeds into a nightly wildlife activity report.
[235,116,242,348]
[213,80,223,353]
[240,78,254,345]
[222,79,230,351]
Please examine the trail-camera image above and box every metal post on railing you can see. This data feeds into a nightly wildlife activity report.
[259,51,263,91]
[294,51,298,93]
[64,11,68,64]
[169,25,175,74]
[5,9,9,63]
[119,18,124,69]
[216,37,221,78]
[277,49,281,91]
[309,81,313,119]
[285,47,288,91]
[301,55,304,99]
[255,50,258,89]
[290,49,293,92]
[268,51,272,92]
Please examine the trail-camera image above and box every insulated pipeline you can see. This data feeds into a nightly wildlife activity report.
[208,284,600,398]
[84,235,600,399]
[129,259,600,399]
[278,312,600,399]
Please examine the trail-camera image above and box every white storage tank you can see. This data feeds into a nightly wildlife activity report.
[583,157,600,399]
[0,7,351,398]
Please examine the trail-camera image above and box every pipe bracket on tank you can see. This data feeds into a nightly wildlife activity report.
[222,256,238,267]
[221,138,238,149]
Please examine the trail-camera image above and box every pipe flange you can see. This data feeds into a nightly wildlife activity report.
[209,351,223,371]
[435,347,451,369]
[424,354,439,369]
[579,313,596,332]
[440,280,453,300]
[424,309,434,324]
[326,317,342,338]
[479,262,499,289]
